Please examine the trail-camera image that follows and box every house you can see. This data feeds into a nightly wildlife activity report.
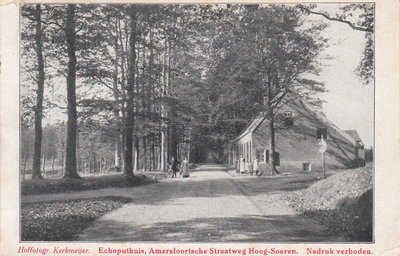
[231,99,365,173]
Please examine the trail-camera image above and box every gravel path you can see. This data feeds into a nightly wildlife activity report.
[75,164,337,242]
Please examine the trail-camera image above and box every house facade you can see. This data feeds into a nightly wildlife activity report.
[231,99,365,173]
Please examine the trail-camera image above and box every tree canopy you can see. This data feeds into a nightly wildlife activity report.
[20,4,369,178]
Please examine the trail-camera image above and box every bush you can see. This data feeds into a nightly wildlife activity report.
[284,166,373,241]
[350,158,366,168]
[304,190,372,241]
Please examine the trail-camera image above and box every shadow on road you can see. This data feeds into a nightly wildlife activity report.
[79,214,340,242]
[77,168,335,242]
[123,172,318,206]
[231,174,319,195]
[22,165,318,205]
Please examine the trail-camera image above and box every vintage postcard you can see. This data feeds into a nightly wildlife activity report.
[0,0,399,255]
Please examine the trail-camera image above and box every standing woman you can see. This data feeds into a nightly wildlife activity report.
[182,157,190,178]
[253,158,259,176]
[240,156,245,174]
[235,156,240,174]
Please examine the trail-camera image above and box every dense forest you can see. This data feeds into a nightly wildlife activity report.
[20,4,373,180]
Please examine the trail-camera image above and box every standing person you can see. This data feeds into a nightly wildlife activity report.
[253,157,259,176]
[235,157,240,174]
[240,156,245,174]
[245,161,249,174]
[249,161,254,176]
[182,157,190,178]
[170,157,180,178]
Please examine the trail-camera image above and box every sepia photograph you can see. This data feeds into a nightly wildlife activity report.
[19,3,374,243]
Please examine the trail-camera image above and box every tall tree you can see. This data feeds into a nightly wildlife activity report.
[123,5,137,176]
[31,4,45,180]
[246,6,326,175]
[64,4,80,178]
[201,5,327,174]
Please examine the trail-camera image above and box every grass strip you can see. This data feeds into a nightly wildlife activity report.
[21,174,162,196]
[21,196,132,241]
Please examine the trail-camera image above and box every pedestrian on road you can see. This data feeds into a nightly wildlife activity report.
[181,157,190,178]
[253,158,259,176]
[235,157,240,174]
[240,156,245,174]
[170,157,180,178]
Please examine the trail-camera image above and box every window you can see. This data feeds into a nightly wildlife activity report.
[284,111,293,117]
[302,162,312,172]
[317,128,327,139]
[284,111,294,127]
[264,150,269,163]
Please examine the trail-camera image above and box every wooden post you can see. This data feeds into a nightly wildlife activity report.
[322,152,326,179]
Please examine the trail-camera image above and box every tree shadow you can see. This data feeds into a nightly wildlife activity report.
[21,169,318,205]
[114,171,321,206]
[231,173,318,196]
[78,214,343,242]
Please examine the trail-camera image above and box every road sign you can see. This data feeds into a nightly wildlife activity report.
[318,138,327,153]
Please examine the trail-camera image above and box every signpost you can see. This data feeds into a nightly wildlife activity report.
[318,137,327,178]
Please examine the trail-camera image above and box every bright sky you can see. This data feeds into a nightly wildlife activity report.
[307,5,374,147]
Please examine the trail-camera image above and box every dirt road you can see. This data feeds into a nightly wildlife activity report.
[77,164,337,242]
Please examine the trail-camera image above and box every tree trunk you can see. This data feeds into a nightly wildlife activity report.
[187,127,192,162]
[118,18,127,172]
[42,155,46,175]
[169,107,178,160]
[32,4,45,180]
[143,137,147,171]
[260,78,280,176]
[123,6,137,177]
[23,155,27,182]
[166,39,177,160]
[61,141,65,176]
[64,4,80,179]
[112,18,121,169]
[93,155,96,176]
[267,117,279,175]
[134,137,139,171]
[52,154,55,176]
[22,152,28,173]
[160,38,168,171]
[114,141,121,168]
[151,135,155,171]
[160,129,166,171]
